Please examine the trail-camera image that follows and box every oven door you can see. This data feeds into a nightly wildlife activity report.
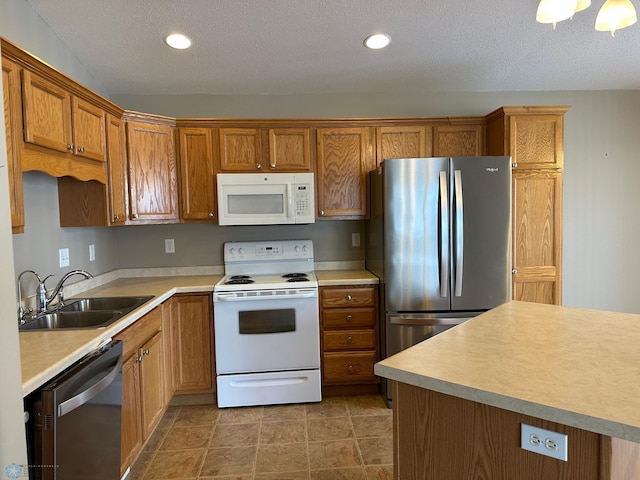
[213,289,320,374]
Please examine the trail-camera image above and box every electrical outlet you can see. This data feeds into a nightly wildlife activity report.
[352,233,361,247]
[165,238,175,254]
[521,423,568,461]
[89,244,96,262]
[59,248,70,268]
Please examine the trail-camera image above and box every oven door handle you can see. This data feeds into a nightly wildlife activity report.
[214,290,318,302]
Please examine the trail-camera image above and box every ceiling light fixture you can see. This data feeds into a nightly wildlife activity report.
[364,33,391,49]
[165,33,192,49]
[536,0,637,36]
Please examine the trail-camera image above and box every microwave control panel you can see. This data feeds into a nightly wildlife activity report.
[295,184,312,216]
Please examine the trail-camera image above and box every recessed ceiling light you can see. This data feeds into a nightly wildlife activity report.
[165,33,192,50]
[364,33,391,50]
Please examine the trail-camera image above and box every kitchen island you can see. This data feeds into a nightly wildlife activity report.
[375,300,640,479]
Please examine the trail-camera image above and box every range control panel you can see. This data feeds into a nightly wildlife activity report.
[223,240,314,263]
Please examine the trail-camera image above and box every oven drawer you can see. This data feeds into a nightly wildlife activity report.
[322,308,376,329]
[323,352,378,384]
[323,330,376,351]
[321,287,376,308]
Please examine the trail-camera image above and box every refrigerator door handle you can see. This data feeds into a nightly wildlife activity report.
[454,169,464,297]
[439,171,449,298]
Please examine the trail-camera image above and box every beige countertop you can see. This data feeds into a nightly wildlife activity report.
[375,300,640,444]
[20,270,377,396]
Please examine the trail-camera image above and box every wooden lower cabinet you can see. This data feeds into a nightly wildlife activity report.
[393,382,640,480]
[320,285,379,390]
[173,294,215,394]
[114,307,166,476]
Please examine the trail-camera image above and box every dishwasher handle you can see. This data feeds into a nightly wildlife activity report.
[57,354,123,417]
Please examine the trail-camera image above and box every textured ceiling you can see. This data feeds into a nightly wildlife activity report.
[25,0,640,95]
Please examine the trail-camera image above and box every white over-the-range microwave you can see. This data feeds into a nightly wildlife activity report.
[217,173,315,225]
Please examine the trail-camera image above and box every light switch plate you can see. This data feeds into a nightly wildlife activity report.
[165,238,175,254]
[59,248,70,268]
[89,244,95,262]
[352,233,361,247]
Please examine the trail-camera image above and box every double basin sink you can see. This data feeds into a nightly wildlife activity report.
[19,296,154,331]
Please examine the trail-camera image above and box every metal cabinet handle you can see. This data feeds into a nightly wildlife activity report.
[512,269,518,274]
[208,212,214,218]
[77,146,85,153]
[132,214,139,219]
[347,365,354,373]
[136,356,142,363]
[345,294,352,301]
[143,349,150,356]
[346,314,352,322]
[113,214,120,221]
[512,163,518,168]
[256,163,262,169]
[320,210,325,216]
[347,336,353,343]
[67,144,74,151]
[270,163,276,168]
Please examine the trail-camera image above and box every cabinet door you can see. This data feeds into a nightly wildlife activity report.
[2,58,25,233]
[512,170,562,305]
[120,354,142,475]
[317,127,375,219]
[139,331,165,440]
[106,115,128,225]
[21,70,72,154]
[71,96,106,162]
[178,127,216,220]
[433,124,483,157]
[218,127,262,171]
[126,121,178,222]
[268,128,312,171]
[174,294,214,394]
[510,115,564,170]
[161,298,178,405]
[376,126,432,166]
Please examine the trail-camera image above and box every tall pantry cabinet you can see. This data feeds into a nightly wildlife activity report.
[486,106,569,305]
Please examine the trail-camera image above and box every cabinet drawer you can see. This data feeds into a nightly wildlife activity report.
[115,307,162,360]
[323,330,376,351]
[323,352,378,384]
[321,287,375,308]
[322,308,375,329]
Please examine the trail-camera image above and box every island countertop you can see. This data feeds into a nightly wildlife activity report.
[374,300,640,444]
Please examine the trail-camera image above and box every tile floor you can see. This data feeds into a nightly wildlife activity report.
[128,395,393,480]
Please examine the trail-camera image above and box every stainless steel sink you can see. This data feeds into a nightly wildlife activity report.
[19,295,154,331]
[19,311,121,330]
[59,296,154,313]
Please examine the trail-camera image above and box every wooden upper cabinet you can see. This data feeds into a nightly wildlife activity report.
[21,69,72,154]
[126,120,178,223]
[71,96,106,162]
[509,115,564,170]
[2,58,25,233]
[376,125,433,165]
[217,127,262,171]
[268,128,312,171]
[22,70,106,162]
[106,114,128,225]
[316,127,375,219]
[433,124,483,157]
[217,126,312,172]
[178,127,216,221]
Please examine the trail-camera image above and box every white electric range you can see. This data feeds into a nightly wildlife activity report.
[213,240,321,408]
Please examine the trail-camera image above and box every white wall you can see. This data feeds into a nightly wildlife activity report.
[0,42,28,472]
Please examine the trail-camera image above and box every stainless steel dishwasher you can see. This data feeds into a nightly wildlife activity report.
[27,339,123,480]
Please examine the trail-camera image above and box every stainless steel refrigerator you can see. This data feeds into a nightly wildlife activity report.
[366,157,512,405]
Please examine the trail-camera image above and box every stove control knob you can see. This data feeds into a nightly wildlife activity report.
[295,245,300,252]
[238,248,244,255]
[230,248,236,255]
[302,245,308,253]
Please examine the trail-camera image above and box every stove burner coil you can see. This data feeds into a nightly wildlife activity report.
[225,277,255,285]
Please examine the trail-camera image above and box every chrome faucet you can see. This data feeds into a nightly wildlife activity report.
[17,270,42,325]
[43,270,94,309]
